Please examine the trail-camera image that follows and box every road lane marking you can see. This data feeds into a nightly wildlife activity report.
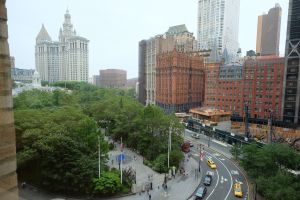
[206,169,220,200]
[205,151,233,200]
[187,132,249,200]
[212,139,228,147]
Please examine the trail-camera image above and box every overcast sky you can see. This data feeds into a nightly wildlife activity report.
[7,0,288,79]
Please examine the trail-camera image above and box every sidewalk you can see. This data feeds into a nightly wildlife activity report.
[109,144,202,200]
[19,143,202,200]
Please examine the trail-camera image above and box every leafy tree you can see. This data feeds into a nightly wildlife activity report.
[93,170,123,195]
[230,143,242,160]
[239,143,300,200]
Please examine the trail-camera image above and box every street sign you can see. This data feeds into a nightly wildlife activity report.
[118,153,125,162]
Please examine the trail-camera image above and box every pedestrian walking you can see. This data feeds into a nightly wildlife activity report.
[149,193,151,200]
[158,184,160,190]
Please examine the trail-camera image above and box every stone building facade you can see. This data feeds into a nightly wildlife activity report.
[0,1,18,199]
[35,10,89,82]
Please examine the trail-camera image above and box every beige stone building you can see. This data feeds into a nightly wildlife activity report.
[0,1,18,199]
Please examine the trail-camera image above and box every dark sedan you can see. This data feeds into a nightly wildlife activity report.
[203,174,212,186]
[195,186,207,200]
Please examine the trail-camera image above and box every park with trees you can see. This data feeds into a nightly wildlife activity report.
[14,82,184,196]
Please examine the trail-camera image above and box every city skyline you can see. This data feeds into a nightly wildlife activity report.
[7,0,288,79]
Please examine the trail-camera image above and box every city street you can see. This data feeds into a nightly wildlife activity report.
[186,129,249,200]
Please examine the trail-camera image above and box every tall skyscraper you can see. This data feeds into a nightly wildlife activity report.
[35,24,59,82]
[0,1,18,199]
[282,0,300,126]
[256,4,282,56]
[197,0,240,61]
[35,10,89,83]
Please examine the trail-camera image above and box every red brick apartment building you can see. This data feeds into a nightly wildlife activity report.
[243,56,284,120]
[156,50,205,113]
[216,62,244,116]
[204,56,284,120]
[203,61,222,108]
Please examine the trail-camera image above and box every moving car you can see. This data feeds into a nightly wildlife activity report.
[207,159,217,169]
[203,174,212,186]
[233,182,243,198]
[194,186,207,200]
[191,133,201,139]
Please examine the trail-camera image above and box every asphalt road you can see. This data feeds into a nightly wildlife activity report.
[185,129,249,200]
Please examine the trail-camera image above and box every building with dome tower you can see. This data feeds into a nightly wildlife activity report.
[35,9,89,83]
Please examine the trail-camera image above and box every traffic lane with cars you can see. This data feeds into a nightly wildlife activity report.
[190,146,232,200]
[185,129,232,158]
[188,137,249,200]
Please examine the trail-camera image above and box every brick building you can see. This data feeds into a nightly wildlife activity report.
[216,62,244,116]
[244,56,284,120]
[99,69,127,88]
[204,61,220,108]
[204,56,285,121]
[156,49,205,113]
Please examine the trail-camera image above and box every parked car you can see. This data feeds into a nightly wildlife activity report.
[191,133,201,139]
[203,174,212,186]
[194,186,207,200]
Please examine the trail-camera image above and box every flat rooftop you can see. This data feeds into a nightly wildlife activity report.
[190,107,231,116]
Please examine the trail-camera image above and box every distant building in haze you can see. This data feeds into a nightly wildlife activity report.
[35,10,89,83]
[246,50,256,57]
[197,0,240,62]
[282,0,300,126]
[11,68,34,83]
[99,69,127,88]
[256,4,282,56]
[92,75,100,86]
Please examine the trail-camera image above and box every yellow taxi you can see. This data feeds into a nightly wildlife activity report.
[207,159,217,169]
[233,182,243,198]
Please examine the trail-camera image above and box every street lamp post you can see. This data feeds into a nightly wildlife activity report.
[121,137,123,184]
[98,135,101,178]
[168,123,172,169]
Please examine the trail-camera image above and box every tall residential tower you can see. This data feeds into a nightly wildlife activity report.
[197,0,240,61]
[256,4,282,56]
